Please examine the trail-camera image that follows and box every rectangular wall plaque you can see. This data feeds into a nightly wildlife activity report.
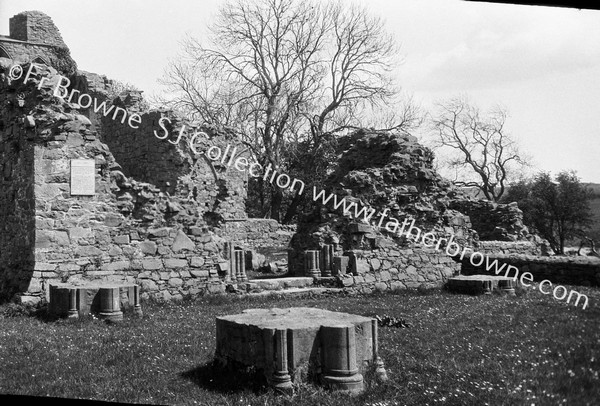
[70,159,96,196]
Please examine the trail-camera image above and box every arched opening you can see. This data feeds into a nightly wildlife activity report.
[32,56,48,65]
[0,46,11,59]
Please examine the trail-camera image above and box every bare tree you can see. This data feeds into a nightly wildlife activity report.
[430,97,530,202]
[158,0,409,221]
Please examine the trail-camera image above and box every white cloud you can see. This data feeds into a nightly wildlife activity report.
[412,5,600,91]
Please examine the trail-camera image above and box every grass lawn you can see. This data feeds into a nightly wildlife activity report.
[1,285,600,406]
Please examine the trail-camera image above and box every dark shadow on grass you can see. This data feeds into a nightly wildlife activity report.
[180,359,270,394]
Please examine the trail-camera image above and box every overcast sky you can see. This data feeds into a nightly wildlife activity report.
[1,0,598,182]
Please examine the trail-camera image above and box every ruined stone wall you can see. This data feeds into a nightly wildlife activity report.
[9,11,67,46]
[0,42,56,64]
[65,70,249,223]
[0,62,247,303]
[461,255,600,287]
[475,241,541,256]
[449,200,530,241]
[338,248,460,293]
[0,61,36,300]
[100,110,248,222]
[0,11,76,75]
[219,219,296,250]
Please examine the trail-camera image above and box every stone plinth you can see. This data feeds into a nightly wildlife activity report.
[304,250,321,278]
[446,275,518,295]
[215,307,387,394]
[49,282,142,319]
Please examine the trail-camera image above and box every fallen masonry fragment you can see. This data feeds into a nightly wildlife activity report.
[48,281,142,320]
[214,307,388,394]
[446,275,517,296]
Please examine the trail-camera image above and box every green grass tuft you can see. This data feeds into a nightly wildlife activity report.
[1,285,599,405]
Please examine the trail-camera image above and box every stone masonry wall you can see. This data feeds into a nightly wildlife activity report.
[9,11,67,46]
[218,218,296,267]
[338,247,460,293]
[475,241,541,256]
[219,219,296,250]
[461,254,600,287]
[450,200,530,241]
[0,61,36,300]
[65,70,249,223]
[100,109,249,222]
[0,11,77,75]
[0,62,246,303]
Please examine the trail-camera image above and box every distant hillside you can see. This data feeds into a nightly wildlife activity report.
[584,183,600,242]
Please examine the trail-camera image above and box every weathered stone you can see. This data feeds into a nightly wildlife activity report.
[447,275,518,295]
[140,279,158,291]
[190,256,205,267]
[104,213,123,227]
[349,223,372,233]
[68,227,92,240]
[53,231,70,246]
[374,282,388,291]
[216,308,383,393]
[108,246,122,256]
[203,242,219,253]
[148,228,170,238]
[58,263,80,272]
[113,235,130,245]
[371,258,381,271]
[137,271,151,279]
[190,270,210,278]
[341,275,355,286]
[25,115,36,128]
[189,226,204,235]
[168,278,183,287]
[333,256,349,275]
[364,274,376,283]
[102,261,130,272]
[74,246,103,257]
[19,295,42,305]
[34,262,56,271]
[172,230,195,252]
[139,241,157,255]
[165,258,187,268]
[353,258,369,275]
[142,258,163,270]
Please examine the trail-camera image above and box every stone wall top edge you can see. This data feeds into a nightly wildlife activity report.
[477,240,537,246]
[464,254,600,265]
[0,37,63,48]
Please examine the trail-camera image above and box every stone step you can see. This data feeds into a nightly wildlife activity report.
[314,276,341,288]
[446,275,517,295]
[248,277,314,291]
[246,287,344,297]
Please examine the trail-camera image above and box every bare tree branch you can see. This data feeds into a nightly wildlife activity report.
[429,96,530,201]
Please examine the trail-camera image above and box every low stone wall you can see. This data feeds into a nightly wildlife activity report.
[461,254,600,287]
[220,219,296,250]
[219,219,296,267]
[450,200,529,241]
[475,241,541,256]
[35,224,230,303]
[336,247,460,294]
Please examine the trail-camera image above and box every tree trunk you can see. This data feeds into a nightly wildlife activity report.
[270,187,283,222]
[282,192,303,224]
[559,238,565,255]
